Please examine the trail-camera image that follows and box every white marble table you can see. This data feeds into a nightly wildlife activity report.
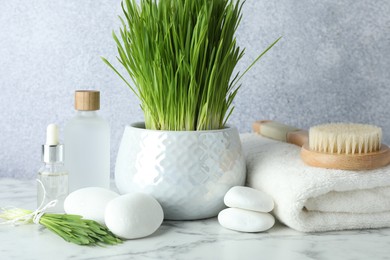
[1,178,390,260]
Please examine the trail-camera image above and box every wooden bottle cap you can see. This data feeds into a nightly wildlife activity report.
[75,90,100,111]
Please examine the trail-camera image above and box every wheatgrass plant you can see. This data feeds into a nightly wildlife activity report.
[103,0,280,130]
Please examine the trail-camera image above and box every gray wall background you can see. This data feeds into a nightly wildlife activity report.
[1,0,389,178]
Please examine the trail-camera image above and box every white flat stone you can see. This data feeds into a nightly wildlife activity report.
[64,187,119,225]
[105,193,164,239]
[218,208,275,232]
[224,186,274,212]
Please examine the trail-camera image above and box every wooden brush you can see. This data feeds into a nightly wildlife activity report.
[252,120,390,170]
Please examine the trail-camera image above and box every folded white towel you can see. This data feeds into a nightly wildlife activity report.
[241,133,390,232]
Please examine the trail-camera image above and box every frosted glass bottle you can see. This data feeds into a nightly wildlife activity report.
[65,90,110,192]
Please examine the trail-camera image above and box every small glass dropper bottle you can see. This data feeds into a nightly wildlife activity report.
[37,124,69,213]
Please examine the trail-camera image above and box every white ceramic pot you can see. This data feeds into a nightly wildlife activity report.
[115,122,246,220]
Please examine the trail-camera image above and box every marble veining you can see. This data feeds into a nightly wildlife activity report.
[1,178,390,260]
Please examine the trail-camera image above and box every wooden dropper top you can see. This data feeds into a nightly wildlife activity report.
[75,90,100,111]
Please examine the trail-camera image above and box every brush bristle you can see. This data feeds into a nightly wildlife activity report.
[309,123,382,154]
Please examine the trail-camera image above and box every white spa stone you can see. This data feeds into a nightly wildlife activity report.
[218,208,275,232]
[105,193,164,240]
[64,187,119,225]
[224,186,274,212]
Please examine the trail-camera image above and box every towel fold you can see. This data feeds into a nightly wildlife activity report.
[241,133,390,232]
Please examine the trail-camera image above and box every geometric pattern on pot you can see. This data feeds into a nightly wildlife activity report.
[115,122,246,220]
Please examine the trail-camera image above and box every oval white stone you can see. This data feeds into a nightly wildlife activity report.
[105,193,164,239]
[64,187,119,224]
[218,208,275,232]
[224,186,274,212]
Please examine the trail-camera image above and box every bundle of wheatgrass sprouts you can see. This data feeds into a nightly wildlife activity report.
[0,207,122,246]
[103,0,280,131]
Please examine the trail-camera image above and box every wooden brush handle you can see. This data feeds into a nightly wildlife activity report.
[252,120,308,147]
